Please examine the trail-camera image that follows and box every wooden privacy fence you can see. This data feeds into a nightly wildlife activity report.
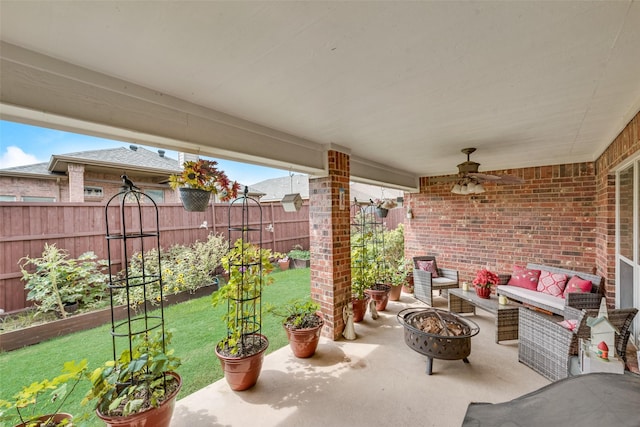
[0,202,404,312]
[0,201,310,312]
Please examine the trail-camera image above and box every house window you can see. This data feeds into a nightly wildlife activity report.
[0,195,17,201]
[22,196,56,202]
[84,186,104,198]
[146,189,164,203]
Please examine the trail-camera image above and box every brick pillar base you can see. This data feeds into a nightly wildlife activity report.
[309,150,351,340]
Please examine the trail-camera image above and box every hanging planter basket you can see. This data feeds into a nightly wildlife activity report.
[375,207,389,218]
[179,188,211,212]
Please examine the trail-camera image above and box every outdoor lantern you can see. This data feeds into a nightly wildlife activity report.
[281,193,303,212]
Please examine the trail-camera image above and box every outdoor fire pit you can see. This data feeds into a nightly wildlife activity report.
[397,307,480,375]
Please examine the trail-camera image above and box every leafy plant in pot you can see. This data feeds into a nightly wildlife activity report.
[169,159,240,211]
[0,360,87,427]
[383,224,406,301]
[350,240,375,322]
[472,268,500,299]
[83,330,182,427]
[267,299,323,358]
[287,245,310,269]
[211,239,276,391]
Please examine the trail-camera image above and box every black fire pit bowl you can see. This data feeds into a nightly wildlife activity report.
[397,307,480,375]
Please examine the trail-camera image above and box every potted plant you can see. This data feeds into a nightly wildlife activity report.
[83,330,182,427]
[350,238,374,322]
[0,360,87,427]
[382,224,406,302]
[267,299,323,358]
[19,244,108,319]
[365,261,392,312]
[287,245,310,269]
[169,159,240,211]
[211,239,276,391]
[472,268,500,299]
[277,255,290,271]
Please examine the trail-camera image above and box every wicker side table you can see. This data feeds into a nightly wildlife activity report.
[448,288,520,343]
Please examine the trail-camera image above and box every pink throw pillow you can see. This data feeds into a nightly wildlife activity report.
[507,266,541,290]
[416,260,439,278]
[557,319,578,331]
[563,276,593,298]
[537,270,568,297]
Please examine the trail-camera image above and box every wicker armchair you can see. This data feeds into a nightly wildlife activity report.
[412,256,459,307]
[518,306,638,381]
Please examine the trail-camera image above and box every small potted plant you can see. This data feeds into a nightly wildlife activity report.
[472,268,500,299]
[287,245,310,269]
[0,359,88,427]
[277,255,290,271]
[169,159,240,211]
[211,239,276,391]
[267,299,323,358]
[83,330,182,427]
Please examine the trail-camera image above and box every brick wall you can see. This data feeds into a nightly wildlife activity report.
[309,150,351,339]
[405,162,597,285]
[595,111,640,302]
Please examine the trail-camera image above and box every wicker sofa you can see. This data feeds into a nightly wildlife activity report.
[518,305,638,381]
[496,263,603,316]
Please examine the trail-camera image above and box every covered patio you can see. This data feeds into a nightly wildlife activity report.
[1,2,640,425]
[171,296,550,427]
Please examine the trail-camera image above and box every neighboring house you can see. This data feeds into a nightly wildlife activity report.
[251,174,403,204]
[0,145,183,203]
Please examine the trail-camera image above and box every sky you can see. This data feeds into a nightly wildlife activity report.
[0,120,289,185]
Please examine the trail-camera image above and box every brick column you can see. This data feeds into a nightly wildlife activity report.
[67,164,85,202]
[309,150,351,340]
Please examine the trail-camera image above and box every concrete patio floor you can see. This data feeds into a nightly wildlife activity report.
[171,294,550,427]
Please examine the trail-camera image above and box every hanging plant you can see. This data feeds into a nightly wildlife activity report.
[169,159,240,210]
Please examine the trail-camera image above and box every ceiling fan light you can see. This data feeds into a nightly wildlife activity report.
[474,183,486,194]
[460,184,469,195]
[451,184,462,194]
[467,181,476,192]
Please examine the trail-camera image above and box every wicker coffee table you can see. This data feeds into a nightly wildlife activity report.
[448,288,519,343]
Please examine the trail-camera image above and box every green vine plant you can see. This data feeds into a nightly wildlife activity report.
[0,359,88,427]
[265,299,321,329]
[82,330,181,418]
[19,244,108,318]
[211,239,277,357]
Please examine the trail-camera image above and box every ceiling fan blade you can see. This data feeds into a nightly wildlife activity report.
[426,176,459,184]
[494,175,525,184]
[468,172,501,181]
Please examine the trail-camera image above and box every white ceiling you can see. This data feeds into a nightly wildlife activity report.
[1,1,639,188]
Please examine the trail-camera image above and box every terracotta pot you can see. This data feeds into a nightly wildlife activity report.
[365,283,392,311]
[96,371,182,427]
[284,316,324,358]
[215,334,269,391]
[15,413,73,427]
[388,284,402,301]
[351,296,370,323]
[402,284,414,294]
[278,260,290,271]
[475,285,492,299]
[178,187,211,212]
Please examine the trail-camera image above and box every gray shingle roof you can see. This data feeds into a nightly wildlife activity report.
[50,146,181,172]
[0,146,181,177]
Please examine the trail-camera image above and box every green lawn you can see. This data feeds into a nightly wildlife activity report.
[0,268,310,426]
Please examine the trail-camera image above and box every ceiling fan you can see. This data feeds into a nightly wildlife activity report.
[431,148,524,194]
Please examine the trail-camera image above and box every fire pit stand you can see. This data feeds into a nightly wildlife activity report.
[397,307,480,375]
